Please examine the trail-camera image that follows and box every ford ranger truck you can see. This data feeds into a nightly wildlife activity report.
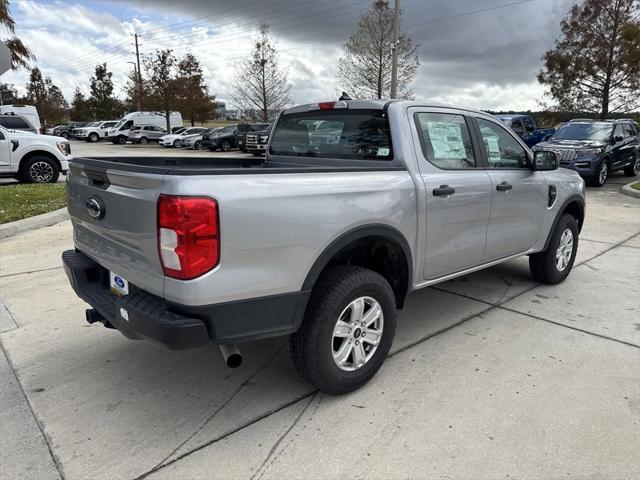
[62,100,586,394]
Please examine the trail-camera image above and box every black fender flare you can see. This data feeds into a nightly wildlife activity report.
[542,194,585,251]
[301,224,413,306]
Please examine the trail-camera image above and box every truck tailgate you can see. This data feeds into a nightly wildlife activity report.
[66,163,165,297]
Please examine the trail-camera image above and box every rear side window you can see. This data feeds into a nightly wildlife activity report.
[523,117,535,133]
[270,109,392,160]
[0,116,30,130]
[414,112,476,169]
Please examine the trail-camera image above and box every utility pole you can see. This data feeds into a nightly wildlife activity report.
[390,0,400,99]
[133,33,143,109]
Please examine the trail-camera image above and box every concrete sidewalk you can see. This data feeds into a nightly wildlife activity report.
[1,178,638,480]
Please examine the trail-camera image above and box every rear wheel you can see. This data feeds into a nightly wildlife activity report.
[529,213,579,284]
[588,159,609,187]
[623,152,639,177]
[20,156,60,184]
[289,265,396,394]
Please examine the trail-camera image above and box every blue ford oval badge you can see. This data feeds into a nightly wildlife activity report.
[86,195,105,219]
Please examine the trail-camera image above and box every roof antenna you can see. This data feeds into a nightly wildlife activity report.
[339,92,352,101]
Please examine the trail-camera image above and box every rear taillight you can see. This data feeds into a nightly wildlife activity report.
[157,195,220,280]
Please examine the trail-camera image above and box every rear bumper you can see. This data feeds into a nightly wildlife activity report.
[62,249,310,349]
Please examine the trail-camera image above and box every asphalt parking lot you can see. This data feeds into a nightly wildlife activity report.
[0,149,639,479]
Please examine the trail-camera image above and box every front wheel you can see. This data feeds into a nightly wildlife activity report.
[289,266,396,395]
[173,140,182,148]
[529,213,579,284]
[139,137,148,145]
[194,140,202,150]
[117,136,127,145]
[88,132,99,143]
[220,140,231,152]
[623,152,639,177]
[20,156,60,183]
[588,159,609,187]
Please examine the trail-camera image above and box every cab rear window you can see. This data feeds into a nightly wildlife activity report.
[270,109,393,160]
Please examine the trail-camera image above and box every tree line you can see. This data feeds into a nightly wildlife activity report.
[2,0,639,123]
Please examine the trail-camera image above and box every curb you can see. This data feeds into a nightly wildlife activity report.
[621,181,640,199]
[0,208,69,240]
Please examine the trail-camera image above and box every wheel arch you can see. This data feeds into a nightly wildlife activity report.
[301,225,413,309]
[20,150,62,173]
[543,195,585,251]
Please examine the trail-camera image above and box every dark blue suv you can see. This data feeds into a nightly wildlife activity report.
[533,119,640,187]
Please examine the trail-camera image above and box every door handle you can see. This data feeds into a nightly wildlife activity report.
[496,181,513,192]
[433,185,455,196]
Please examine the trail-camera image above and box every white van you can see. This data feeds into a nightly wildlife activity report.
[0,105,41,133]
[105,112,182,144]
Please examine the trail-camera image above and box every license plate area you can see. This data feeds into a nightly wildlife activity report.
[109,272,129,297]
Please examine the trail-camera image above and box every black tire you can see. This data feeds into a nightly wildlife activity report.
[173,139,182,148]
[289,265,396,395]
[139,137,148,145]
[60,131,70,139]
[220,140,231,152]
[623,152,639,177]
[588,158,609,187]
[194,140,202,150]
[20,156,60,184]
[88,132,99,143]
[116,136,127,145]
[529,213,579,284]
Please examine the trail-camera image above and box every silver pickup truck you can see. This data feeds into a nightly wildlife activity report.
[63,100,586,394]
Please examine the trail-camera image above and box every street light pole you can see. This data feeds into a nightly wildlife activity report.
[390,0,400,99]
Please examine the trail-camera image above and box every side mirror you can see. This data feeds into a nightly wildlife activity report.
[533,150,558,171]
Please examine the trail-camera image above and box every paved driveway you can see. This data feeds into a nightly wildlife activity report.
[1,178,638,480]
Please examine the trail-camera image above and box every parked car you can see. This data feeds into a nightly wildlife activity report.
[181,128,221,150]
[245,125,272,156]
[236,122,270,152]
[74,120,119,142]
[533,118,640,187]
[0,124,71,183]
[62,99,586,394]
[106,112,183,145]
[0,105,41,133]
[0,112,38,134]
[159,127,208,148]
[128,125,167,144]
[45,122,88,139]
[496,114,555,148]
[201,124,238,151]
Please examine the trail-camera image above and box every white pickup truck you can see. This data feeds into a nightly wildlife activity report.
[73,121,118,142]
[0,125,71,183]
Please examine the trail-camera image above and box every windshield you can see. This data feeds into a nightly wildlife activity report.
[552,123,613,141]
[270,109,393,160]
[173,127,186,135]
[112,119,125,130]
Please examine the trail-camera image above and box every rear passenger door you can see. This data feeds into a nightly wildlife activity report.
[473,116,547,260]
[410,108,493,280]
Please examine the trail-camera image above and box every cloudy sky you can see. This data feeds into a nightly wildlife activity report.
[0,0,575,111]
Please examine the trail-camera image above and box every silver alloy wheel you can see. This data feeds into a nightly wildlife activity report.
[174,140,182,148]
[555,228,574,271]
[599,161,608,185]
[331,296,384,372]
[29,161,54,183]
